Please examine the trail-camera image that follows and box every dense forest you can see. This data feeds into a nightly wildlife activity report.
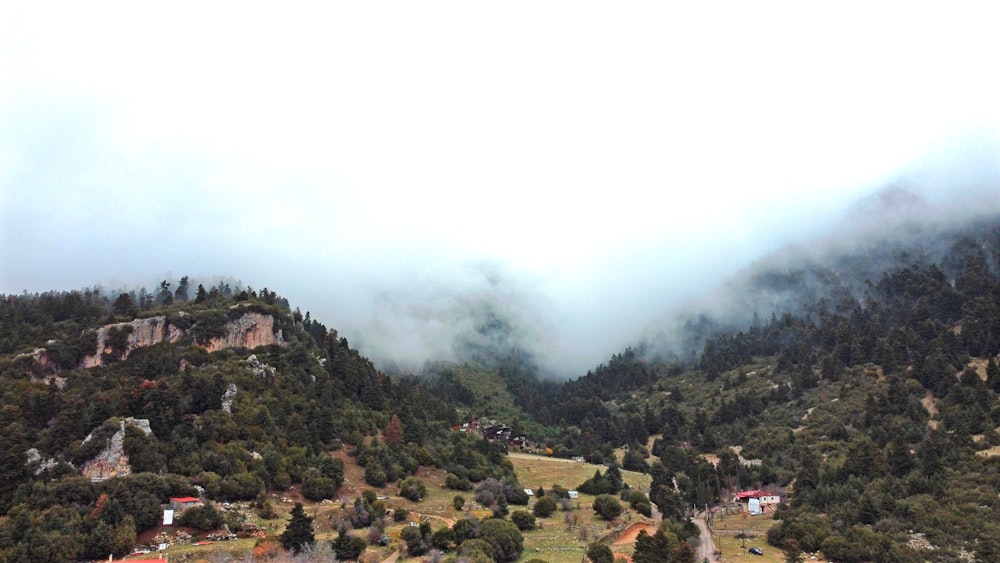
[4,212,1000,561]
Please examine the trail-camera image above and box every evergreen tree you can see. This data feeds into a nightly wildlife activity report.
[174,276,190,302]
[156,281,173,306]
[112,293,137,318]
[280,502,315,554]
[988,357,1000,393]
[331,524,366,560]
[385,414,403,445]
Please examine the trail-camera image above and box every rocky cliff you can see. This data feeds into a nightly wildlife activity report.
[204,312,283,352]
[81,316,185,368]
[80,310,284,367]
[80,418,153,481]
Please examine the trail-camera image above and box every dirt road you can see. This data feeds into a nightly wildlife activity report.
[694,514,718,563]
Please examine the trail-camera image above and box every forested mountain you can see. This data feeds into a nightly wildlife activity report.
[0,284,518,561]
[4,205,1000,562]
[522,210,1000,562]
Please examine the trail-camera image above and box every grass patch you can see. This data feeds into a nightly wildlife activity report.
[709,512,784,563]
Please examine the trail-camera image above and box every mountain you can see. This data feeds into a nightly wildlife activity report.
[0,285,521,561]
[530,203,1000,561]
[4,195,1000,562]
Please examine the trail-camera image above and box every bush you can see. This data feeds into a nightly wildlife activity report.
[586,542,614,563]
[446,473,473,491]
[623,447,650,473]
[533,496,557,518]
[393,508,409,522]
[301,471,337,501]
[432,526,456,551]
[364,463,387,487]
[511,510,536,531]
[592,494,623,521]
[457,538,496,563]
[453,518,479,543]
[398,477,426,502]
[401,524,430,556]
[454,495,465,510]
[549,484,570,499]
[176,504,224,531]
[629,491,652,517]
[478,518,524,562]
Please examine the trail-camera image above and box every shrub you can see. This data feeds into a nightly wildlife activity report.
[511,510,536,531]
[586,542,614,563]
[364,463,387,487]
[478,518,524,562]
[401,524,430,556]
[629,491,652,517]
[176,503,224,531]
[446,473,472,491]
[592,494,623,521]
[533,496,557,518]
[431,526,456,551]
[398,477,426,502]
[301,471,337,501]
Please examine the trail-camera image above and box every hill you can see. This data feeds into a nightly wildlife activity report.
[524,209,1000,561]
[5,204,1000,562]
[0,284,526,561]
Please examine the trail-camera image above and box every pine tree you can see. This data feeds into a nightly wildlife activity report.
[280,502,315,554]
[174,276,190,302]
[385,414,403,445]
[988,357,1000,393]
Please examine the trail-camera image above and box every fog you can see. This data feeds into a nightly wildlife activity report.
[2,4,999,377]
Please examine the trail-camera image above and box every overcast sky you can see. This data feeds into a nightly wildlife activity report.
[2,3,999,376]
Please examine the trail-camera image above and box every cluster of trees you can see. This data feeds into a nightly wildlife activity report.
[278,496,527,562]
[0,472,197,561]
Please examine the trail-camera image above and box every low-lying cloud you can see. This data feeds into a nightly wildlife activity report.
[2,5,999,378]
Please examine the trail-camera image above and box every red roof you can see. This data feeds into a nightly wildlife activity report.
[170,496,201,503]
[734,489,775,500]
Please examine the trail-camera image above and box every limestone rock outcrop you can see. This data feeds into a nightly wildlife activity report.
[80,418,153,481]
[221,383,238,414]
[15,347,67,388]
[81,316,185,368]
[24,448,66,476]
[204,311,283,352]
[81,310,284,367]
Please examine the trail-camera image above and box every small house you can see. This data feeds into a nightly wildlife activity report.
[169,496,203,512]
[733,490,780,514]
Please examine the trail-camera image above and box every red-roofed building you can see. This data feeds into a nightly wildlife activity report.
[733,489,781,514]
[169,497,202,511]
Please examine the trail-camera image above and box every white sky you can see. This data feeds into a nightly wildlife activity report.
[2,3,999,375]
